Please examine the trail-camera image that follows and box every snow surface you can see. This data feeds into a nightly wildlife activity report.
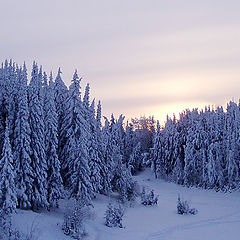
[12,169,240,240]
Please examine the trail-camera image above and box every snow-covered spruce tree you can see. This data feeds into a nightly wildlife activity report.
[82,84,101,195]
[96,101,111,195]
[2,61,18,148]
[28,62,48,209]
[213,106,227,190]
[203,109,224,189]
[170,117,186,185]
[0,120,17,213]
[109,115,138,203]
[129,142,142,175]
[105,115,123,191]
[114,158,139,203]
[102,117,114,194]
[0,63,7,158]
[44,72,63,207]
[54,68,69,164]
[61,70,93,204]
[123,122,137,166]
[155,115,178,180]
[87,99,103,195]
[151,121,162,179]
[13,64,34,209]
[184,113,200,187]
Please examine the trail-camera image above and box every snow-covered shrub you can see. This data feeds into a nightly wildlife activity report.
[141,187,158,206]
[104,203,124,228]
[177,195,198,215]
[62,199,92,239]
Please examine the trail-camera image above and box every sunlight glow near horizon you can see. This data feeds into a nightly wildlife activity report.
[1,0,240,122]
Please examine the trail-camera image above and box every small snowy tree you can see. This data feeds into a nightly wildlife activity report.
[140,187,158,206]
[62,198,92,240]
[177,195,198,215]
[105,203,124,228]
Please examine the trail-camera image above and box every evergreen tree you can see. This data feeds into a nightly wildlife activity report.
[96,101,111,195]
[5,61,18,148]
[13,64,34,209]
[124,122,137,166]
[0,121,17,213]
[0,63,6,156]
[129,142,142,174]
[54,68,69,164]
[88,99,103,194]
[28,62,48,209]
[61,70,93,204]
[102,117,114,194]
[151,121,162,179]
[44,72,63,207]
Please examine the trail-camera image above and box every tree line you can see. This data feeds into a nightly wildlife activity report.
[151,104,240,190]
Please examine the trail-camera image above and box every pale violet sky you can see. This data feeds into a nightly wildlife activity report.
[1,0,240,123]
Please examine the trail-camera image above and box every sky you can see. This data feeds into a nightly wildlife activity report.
[1,0,240,123]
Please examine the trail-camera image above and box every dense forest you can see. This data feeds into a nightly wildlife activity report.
[0,60,155,214]
[151,104,240,190]
[0,60,239,216]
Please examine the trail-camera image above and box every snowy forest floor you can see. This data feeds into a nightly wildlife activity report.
[12,169,240,240]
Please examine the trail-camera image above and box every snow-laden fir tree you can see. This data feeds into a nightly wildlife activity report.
[129,142,142,175]
[0,120,17,213]
[28,62,48,209]
[44,72,63,207]
[13,64,34,209]
[102,117,114,194]
[96,101,111,195]
[103,115,124,195]
[0,64,6,156]
[54,68,69,163]
[82,84,101,195]
[108,115,137,203]
[61,70,93,204]
[88,99,103,195]
[124,122,137,166]
[3,61,18,148]
[151,121,162,179]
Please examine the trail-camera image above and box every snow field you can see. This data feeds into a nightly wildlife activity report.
[12,169,240,240]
